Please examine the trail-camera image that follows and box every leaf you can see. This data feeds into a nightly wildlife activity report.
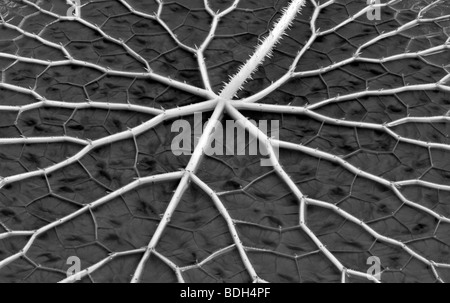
[1,0,450,283]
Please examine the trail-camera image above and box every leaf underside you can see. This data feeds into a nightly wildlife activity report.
[0,0,450,283]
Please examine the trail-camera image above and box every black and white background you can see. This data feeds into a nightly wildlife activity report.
[0,0,450,284]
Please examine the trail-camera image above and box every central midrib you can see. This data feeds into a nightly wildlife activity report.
[219,0,306,100]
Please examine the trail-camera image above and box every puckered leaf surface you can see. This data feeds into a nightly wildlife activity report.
[1,0,450,283]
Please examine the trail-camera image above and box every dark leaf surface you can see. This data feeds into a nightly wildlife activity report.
[0,0,450,283]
